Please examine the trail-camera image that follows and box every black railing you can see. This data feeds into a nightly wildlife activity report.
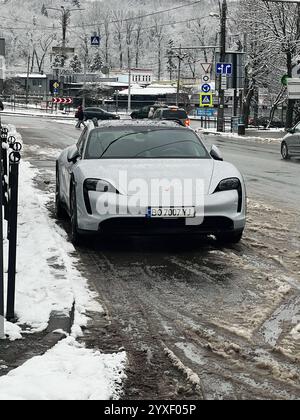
[0,126,22,323]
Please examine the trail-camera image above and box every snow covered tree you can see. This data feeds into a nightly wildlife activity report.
[238,0,300,128]
[69,54,83,73]
[90,51,103,72]
[166,40,177,81]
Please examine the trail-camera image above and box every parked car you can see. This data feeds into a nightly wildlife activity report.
[130,105,164,119]
[249,116,284,129]
[281,122,300,159]
[56,120,246,245]
[83,107,120,121]
[152,106,190,127]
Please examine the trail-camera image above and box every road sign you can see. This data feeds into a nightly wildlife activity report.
[52,97,73,104]
[53,82,60,89]
[91,36,100,46]
[200,93,213,107]
[216,63,233,75]
[197,108,215,117]
[201,63,212,74]
[201,84,211,93]
[53,88,59,95]
[202,75,211,84]
[221,74,227,90]
[287,78,300,99]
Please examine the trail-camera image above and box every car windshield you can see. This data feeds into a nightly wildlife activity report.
[85,128,209,159]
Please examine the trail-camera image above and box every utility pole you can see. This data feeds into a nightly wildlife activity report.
[128,51,132,114]
[217,0,227,132]
[176,45,183,107]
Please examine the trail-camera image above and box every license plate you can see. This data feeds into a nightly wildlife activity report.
[147,207,195,218]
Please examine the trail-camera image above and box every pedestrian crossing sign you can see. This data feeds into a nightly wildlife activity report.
[200,93,213,107]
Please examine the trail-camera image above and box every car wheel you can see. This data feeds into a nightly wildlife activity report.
[55,165,67,220]
[281,142,290,160]
[70,182,84,246]
[216,230,244,245]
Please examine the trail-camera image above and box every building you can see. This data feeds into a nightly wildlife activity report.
[116,84,180,109]
[110,68,154,87]
[15,73,48,96]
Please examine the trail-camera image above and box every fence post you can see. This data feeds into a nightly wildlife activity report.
[0,130,4,321]
[6,149,21,321]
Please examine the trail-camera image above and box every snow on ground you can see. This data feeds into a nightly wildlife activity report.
[0,125,128,400]
[196,128,283,143]
[3,159,101,338]
[2,126,102,339]
[0,337,127,400]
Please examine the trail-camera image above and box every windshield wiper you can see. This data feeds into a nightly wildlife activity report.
[98,129,165,159]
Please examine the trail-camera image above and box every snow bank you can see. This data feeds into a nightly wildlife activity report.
[2,126,102,339]
[0,337,127,400]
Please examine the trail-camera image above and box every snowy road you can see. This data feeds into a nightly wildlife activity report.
[4,115,300,400]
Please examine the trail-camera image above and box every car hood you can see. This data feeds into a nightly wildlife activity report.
[74,158,215,195]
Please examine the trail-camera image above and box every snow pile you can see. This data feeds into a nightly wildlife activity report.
[0,337,127,400]
[3,160,101,338]
[2,126,102,339]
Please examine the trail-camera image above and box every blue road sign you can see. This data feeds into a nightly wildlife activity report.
[216,63,232,75]
[197,108,215,117]
[53,88,59,95]
[91,36,100,46]
[201,84,211,93]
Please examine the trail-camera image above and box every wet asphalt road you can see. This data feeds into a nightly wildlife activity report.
[3,115,300,400]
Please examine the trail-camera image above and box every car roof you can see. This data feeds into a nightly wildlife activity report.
[90,119,186,130]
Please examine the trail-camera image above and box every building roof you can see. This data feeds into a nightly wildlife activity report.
[16,73,47,79]
[118,85,177,96]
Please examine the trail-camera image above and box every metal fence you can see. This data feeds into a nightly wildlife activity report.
[0,124,22,327]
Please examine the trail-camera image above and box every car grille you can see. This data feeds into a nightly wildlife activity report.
[99,217,234,235]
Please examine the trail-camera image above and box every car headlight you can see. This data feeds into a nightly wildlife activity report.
[215,178,240,192]
[214,178,243,213]
[83,178,119,214]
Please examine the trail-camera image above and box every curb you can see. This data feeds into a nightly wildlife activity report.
[2,111,73,120]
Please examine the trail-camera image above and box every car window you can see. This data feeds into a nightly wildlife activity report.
[294,122,300,132]
[77,127,88,155]
[162,110,188,119]
[85,128,210,159]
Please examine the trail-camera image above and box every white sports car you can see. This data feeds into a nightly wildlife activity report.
[56,120,246,245]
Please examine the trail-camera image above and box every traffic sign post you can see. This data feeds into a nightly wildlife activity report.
[216,63,233,75]
[91,36,100,47]
[200,93,213,107]
[201,84,211,93]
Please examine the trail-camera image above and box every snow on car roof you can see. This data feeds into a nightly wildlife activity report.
[93,120,185,129]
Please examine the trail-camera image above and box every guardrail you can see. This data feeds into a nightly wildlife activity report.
[0,125,22,323]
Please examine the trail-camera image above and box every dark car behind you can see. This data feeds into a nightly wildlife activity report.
[84,107,120,121]
[152,107,190,127]
[131,105,163,119]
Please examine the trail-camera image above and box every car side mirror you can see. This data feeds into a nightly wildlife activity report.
[286,128,295,134]
[67,147,81,163]
[210,145,223,161]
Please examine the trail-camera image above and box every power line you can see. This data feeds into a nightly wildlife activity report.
[68,0,204,29]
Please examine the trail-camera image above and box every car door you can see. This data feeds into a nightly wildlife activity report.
[288,122,300,155]
[96,109,106,120]
[62,128,88,207]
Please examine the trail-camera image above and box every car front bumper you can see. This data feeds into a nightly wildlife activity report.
[76,189,246,236]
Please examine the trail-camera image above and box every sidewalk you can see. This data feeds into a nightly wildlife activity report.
[0,125,127,399]
[196,126,285,143]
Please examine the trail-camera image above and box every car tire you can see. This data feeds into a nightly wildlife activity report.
[281,142,290,160]
[216,229,244,245]
[55,166,67,220]
[70,182,84,246]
